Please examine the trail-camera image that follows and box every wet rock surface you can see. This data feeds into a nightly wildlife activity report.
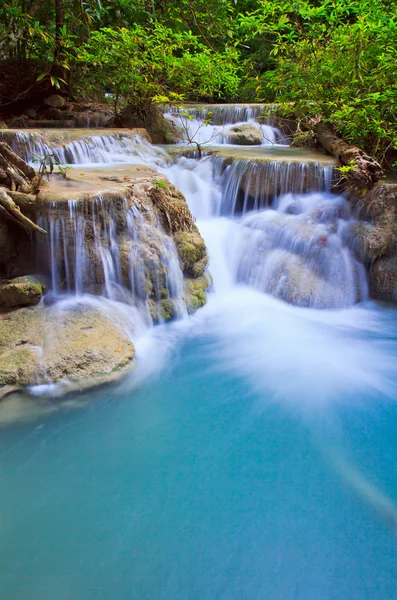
[0,303,135,387]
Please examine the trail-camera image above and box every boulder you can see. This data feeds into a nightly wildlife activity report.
[46,107,75,121]
[43,94,67,109]
[0,276,44,310]
[0,303,135,387]
[369,256,397,303]
[25,109,37,119]
[224,124,263,145]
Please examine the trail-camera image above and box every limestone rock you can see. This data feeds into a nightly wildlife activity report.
[0,277,44,310]
[369,256,397,304]
[225,124,263,145]
[0,304,135,387]
[44,95,67,109]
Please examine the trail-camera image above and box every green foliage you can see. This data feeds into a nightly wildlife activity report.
[76,23,240,111]
[1,0,397,165]
[238,0,397,162]
[32,153,70,189]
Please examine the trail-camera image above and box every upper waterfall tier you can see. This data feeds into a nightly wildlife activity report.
[0,129,167,166]
[163,103,286,147]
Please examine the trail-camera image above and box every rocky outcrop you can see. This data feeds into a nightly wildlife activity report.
[369,256,397,303]
[119,105,176,144]
[224,124,263,145]
[0,303,135,387]
[43,94,68,109]
[34,166,209,319]
[348,181,397,303]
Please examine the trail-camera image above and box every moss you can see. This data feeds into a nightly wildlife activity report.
[0,282,43,310]
[291,131,319,150]
[174,231,207,276]
[184,275,210,314]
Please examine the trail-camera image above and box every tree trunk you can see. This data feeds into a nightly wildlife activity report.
[54,0,64,64]
[315,122,383,188]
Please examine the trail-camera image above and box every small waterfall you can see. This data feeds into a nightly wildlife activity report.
[38,195,186,323]
[1,131,166,166]
[211,156,334,215]
[164,104,285,146]
[166,104,268,125]
[162,154,367,309]
[235,192,368,308]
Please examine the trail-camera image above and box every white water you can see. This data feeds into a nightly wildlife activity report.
[163,105,285,146]
[3,130,167,167]
[39,195,186,324]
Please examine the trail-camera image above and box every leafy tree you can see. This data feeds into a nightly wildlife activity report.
[76,23,240,116]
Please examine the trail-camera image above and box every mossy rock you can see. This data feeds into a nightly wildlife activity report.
[184,275,210,314]
[174,231,208,276]
[0,276,44,310]
[290,131,319,150]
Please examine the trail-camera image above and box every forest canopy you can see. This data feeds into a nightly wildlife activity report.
[1,0,396,162]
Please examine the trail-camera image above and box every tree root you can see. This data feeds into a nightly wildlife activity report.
[0,188,46,234]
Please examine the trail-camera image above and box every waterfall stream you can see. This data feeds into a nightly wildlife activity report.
[1,109,397,600]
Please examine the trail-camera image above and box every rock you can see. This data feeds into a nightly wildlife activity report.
[43,94,67,109]
[184,275,210,313]
[173,231,208,276]
[119,105,173,144]
[25,109,37,119]
[224,124,263,145]
[0,276,44,310]
[0,121,8,129]
[369,256,397,303]
[46,107,75,121]
[0,304,135,387]
[291,130,319,150]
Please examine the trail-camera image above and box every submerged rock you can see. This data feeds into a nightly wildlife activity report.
[0,304,135,387]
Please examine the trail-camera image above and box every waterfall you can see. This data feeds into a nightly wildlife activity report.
[214,157,334,215]
[163,105,285,146]
[163,155,367,309]
[1,131,167,166]
[38,195,186,323]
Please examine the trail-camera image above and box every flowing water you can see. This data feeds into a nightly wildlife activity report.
[1,108,397,599]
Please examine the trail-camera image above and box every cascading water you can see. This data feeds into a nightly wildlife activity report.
[1,130,166,166]
[163,104,285,146]
[2,107,397,600]
[38,195,186,323]
[161,153,365,309]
